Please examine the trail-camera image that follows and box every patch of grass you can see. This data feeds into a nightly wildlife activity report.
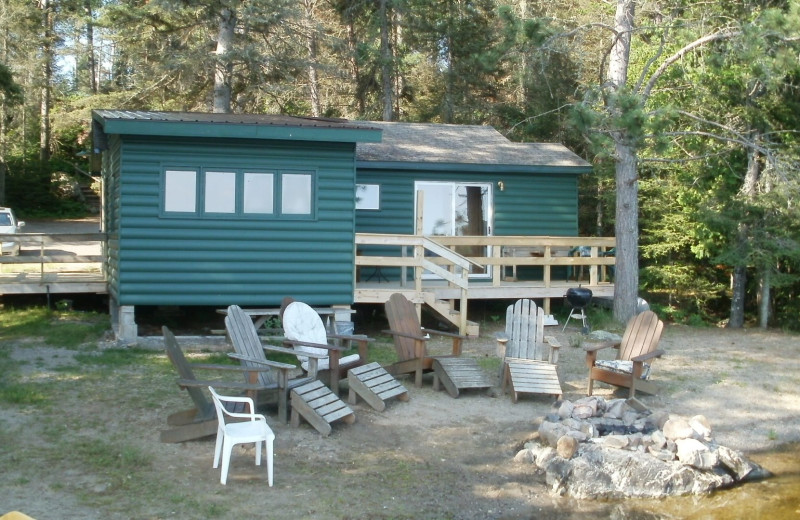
[0,307,109,347]
[73,348,159,368]
[477,355,501,374]
[0,381,50,404]
[71,438,151,471]
[767,429,779,441]
[366,340,398,365]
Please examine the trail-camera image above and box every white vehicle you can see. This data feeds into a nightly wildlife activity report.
[0,207,25,255]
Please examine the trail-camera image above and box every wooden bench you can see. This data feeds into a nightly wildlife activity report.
[347,362,409,411]
[431,357,493,398]
[290,380,355,436]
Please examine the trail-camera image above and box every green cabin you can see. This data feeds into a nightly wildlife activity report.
[92,111,592,340]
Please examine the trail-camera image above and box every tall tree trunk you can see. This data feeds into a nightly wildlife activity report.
[608,0,637,324]
[39,0,53,164]
[728,265,746,327]
[728,144,761,328]
[379,0,393,121]
[758,269,770,329]
[213,7,236,114]
[85,0,97,94]
[303,0,321,117]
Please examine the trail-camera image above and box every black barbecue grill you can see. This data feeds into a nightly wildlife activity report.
[562,286,593,333]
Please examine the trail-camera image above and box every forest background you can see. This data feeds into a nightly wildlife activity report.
[0,0,798,330]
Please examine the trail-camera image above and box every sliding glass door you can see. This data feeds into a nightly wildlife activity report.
[415,181,493,277]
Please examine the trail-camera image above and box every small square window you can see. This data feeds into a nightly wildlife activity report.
[204,171,236,213]
[356,184,380,210]
[281,173,312,215]
[243,172,274,214]
[164,170,197,213]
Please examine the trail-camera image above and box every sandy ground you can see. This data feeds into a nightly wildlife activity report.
[2,316,800,520]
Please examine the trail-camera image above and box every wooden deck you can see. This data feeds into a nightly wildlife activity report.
[0,230,615,336]
[0,232,107,296]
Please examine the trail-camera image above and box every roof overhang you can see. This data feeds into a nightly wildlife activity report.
[92,110,382,149]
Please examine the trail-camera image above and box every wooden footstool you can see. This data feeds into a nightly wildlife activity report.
[502,358,562,402]
[432,357,493,398]
[290,380,355,436]
[348,362,409,411]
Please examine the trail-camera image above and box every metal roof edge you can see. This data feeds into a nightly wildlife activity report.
[92,110,382,143]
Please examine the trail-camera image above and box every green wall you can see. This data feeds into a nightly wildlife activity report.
[107,135,358,306]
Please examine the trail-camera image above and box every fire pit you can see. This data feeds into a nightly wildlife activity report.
[562,286,593,333]
[516,397,771,499]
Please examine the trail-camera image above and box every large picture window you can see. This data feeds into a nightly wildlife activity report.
[162,168,314,218]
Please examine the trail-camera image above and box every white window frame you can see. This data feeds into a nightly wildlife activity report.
[356,184,381,210]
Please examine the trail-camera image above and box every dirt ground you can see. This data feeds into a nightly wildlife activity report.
[3,317,800,519]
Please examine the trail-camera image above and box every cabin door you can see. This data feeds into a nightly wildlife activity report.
[414,181,493,278]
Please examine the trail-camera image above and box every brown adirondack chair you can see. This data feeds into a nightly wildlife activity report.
[160,326,293,443]
[584,310,665,398]
[496,299,562,402]
[383,293,492,396]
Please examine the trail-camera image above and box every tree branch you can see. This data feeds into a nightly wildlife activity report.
[641,28,741,101]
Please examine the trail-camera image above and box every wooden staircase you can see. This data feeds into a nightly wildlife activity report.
[423,293,480,336]
[79,184,101,214]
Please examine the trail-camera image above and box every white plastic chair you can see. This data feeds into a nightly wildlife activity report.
[208,386,275,486]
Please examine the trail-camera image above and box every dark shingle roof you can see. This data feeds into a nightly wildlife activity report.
[356,121,589,169]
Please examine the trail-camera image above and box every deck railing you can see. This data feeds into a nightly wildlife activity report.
[0,232,107,279]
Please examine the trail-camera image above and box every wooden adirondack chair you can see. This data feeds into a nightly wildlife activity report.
[224,305,315,423]
[280,298,371,395]
[496,299,562,402]
[584,310,665,398]
[226,304,357,435]
[160,326,293,443]
[383,293,492,397]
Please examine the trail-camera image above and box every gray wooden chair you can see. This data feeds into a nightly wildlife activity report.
[226,305,356,435]
[160,326,292,443]
[496,299,562,402]
[224,306,314,423]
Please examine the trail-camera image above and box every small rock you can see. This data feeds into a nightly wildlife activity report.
[561,418,581,431]
[676,438,718,470]
[557,435,580,459]
[539,421,569,448]
[566,430,589,442]
[649,411,670,429]
[689,415,713,441]
[717,445,771,481]
[622,411,639,427]
[604,399,627,419]
[572,404,595,419]
[650,429,667,449]
[663,418,695,441]
[603,434,630,449]
[647,445,676,462]
[557,400,575,419]
[513,449,533,463]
